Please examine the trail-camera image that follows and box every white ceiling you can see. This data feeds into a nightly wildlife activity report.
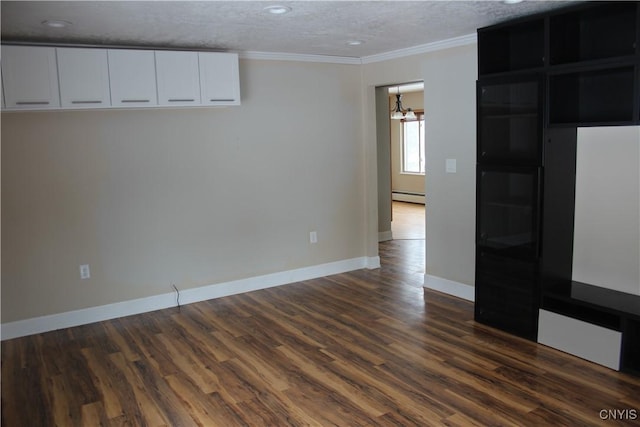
[1,1,577,59]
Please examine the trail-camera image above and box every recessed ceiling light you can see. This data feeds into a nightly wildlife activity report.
[264,5,292,15]
[503,0,524,4]
[346,40,364,46]
[42,19,72,28]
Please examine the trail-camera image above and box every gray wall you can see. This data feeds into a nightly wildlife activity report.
[2,59,365,322]
[376,87,392,237]
[2,41,482,324]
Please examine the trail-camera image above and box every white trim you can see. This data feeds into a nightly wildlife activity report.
[392,193,425,204]
[239,33,477,65]
[361,33,477,64]
[366,256,381,269]
[424,274,475,302]
[1,257,373,340]
[379,230,393,242]
[239,51,362,65]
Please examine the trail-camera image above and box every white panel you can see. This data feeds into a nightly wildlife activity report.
[1,45,60,109]
[57,48,111,108]
[108,49,158,107]
[155,51,201,106]
[573,126,640,295]
[538,309,622,370]
[199,52,240,105]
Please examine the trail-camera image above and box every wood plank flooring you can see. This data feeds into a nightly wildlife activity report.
[3,240,640,426]
[391,201,425,240]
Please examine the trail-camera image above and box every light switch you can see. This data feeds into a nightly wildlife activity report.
[446,158,457,173]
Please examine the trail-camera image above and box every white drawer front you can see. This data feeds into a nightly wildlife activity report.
[538,309,621,370]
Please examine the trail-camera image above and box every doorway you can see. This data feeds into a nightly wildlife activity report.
[375,81,426,278]
[376,81,425,243]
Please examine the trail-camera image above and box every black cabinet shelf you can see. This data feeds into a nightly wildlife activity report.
[542,281,640,374]
[548,65,636,125]
[483,113,537,120]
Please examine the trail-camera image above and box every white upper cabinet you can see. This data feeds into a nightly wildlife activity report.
[155,51,201,106]
[1,45,240,111]
[108,49,158,107]
[199,52,240,106]
[2,46,60,109]
[57,48,111,108]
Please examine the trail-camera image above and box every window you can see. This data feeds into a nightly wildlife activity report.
[402,113,425,174]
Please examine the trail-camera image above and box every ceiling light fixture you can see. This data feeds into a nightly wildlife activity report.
[41,19,72,28]
[264,5,292,15]
[503,0,524,4]
[346,40,364,46]
[391,87,416,120]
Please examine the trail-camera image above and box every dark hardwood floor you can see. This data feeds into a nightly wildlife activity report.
[3,240,640,426]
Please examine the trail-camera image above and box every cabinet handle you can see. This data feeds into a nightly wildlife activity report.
[71,100,102,104]
[168,98,195,102]
[16,101,50,105]
[210,99,235,102]
[121,99,150,103]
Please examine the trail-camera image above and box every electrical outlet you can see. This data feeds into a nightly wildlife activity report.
[79,264,90,279]
[310,231,318,244]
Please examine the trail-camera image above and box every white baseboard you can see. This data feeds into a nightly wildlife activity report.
[392,193,425,204]
[366,256,381,269]
[424,274,475,302]
[1,256,377,340]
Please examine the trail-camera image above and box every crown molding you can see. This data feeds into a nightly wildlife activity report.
[361,33,477,64]
[239,51,362,65]
[239,33,477,65]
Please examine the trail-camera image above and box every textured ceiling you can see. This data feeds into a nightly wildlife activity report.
[1,1,577,58]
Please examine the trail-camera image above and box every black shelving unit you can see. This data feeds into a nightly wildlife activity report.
[475,1,640,371]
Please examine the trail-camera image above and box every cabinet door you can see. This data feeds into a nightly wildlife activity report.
[478,76,542,165]
[199,52,240,105]
[155,51,201,106]
[2,45,60,109]
[108,49,158,107]
[477,166,540,258]
[475,277,538,340]
[57,48,111,108]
